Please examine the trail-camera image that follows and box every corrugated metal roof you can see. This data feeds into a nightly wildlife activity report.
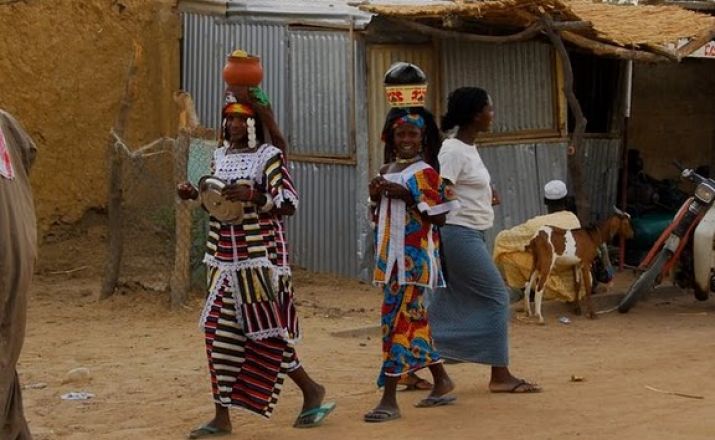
[179,0,451,27]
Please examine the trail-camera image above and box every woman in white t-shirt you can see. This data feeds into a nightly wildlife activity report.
[427,87,541,393]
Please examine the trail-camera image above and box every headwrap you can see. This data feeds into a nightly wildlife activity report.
[390,113,425,130]
[223,102,255,117]
[381,107,441,170]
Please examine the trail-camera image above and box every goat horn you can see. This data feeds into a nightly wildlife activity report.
[613,206,631,219]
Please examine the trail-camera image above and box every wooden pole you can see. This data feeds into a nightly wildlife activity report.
[100,43,142,299]
[385,17,592,45]
[619,60,634,270]
[561,31,669,63]
[170,129,192,308]
[541,15,591,224]
[170,91,213,308]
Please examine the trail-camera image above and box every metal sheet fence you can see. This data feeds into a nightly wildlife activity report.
[441,40,556,134]
[285,161,359,276]
[583,137,622,221]
[289,30,351,157]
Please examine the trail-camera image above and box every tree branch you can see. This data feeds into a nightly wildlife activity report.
[561,31,670,63]
[101,43,142,300]
[384,17,591,44]
[541,14,591,223]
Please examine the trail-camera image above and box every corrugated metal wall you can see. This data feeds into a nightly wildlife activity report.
[479,139,620,248]
[481,143,543,248]
[535,142,569,190]
[286,162,358,275]
[182,14,288,129]
[583,138,621,221]
[289,30,351,157]
[284,28,360,277]
[482,144,542,230]
[441,40,555,133]
[354,37,372,281]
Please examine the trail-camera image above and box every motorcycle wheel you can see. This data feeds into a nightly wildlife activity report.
[618,249,671,313]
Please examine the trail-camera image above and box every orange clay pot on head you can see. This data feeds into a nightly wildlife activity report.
[223,50,263,87]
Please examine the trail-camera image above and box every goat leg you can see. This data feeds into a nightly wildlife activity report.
[523,273,537,317]
[534,271,547,324]
[534,286,546,324]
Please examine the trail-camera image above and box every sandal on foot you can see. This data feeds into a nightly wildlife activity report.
[398,374,433,392]
[415,395,457,408]
[364,408,401,423]
[491,379,542,394]
[293,401,336,428]
[187,424,231,439]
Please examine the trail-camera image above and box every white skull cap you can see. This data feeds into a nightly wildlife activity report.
[544,179,568,200]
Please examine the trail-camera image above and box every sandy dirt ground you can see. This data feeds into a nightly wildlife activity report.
[18,232,715,440]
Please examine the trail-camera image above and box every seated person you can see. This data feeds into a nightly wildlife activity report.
[493,180,583,303]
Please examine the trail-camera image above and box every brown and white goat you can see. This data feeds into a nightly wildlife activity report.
[524,208,634,323]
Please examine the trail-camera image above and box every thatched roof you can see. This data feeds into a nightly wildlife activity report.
[359,0,715,62]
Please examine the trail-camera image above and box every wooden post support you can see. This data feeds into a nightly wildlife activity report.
[384,17,592,45]
[170,129,192,308]
[100,43,142,299]
[541,15,591,224]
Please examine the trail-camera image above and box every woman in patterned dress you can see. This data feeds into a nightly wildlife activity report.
[364,110,460,423]
[177,89,334,438]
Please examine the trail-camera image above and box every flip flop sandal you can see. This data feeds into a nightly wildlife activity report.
[415,394,457,408]
[491,379,542,394]
[293,401,337,428]
[364,408,401,423]
[187,424,231,439]
[398,375,433,391]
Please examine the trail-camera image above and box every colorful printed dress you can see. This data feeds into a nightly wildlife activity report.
[373,161,459,386]
[199,143,300,418]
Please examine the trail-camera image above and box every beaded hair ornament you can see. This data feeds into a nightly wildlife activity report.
[223,94,258,149]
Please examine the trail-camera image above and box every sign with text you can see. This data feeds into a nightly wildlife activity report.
[671,37,715,59]
[688,39,715,58]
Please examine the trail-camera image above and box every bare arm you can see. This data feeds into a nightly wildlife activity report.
[425,212,446,226]
[274,201,296,216]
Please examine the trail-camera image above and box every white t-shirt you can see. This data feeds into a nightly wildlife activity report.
[438,137,494,230]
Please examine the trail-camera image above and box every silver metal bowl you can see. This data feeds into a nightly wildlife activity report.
[198,176,244,224]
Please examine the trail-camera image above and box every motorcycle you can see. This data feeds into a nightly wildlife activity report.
[618,162,715,312]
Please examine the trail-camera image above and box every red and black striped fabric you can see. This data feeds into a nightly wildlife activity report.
[204,281,297,418]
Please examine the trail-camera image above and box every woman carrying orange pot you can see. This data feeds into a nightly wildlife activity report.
[178,53,335,438]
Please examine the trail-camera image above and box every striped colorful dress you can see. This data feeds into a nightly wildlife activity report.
[199,143,300,418]
[373,161,459,387]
